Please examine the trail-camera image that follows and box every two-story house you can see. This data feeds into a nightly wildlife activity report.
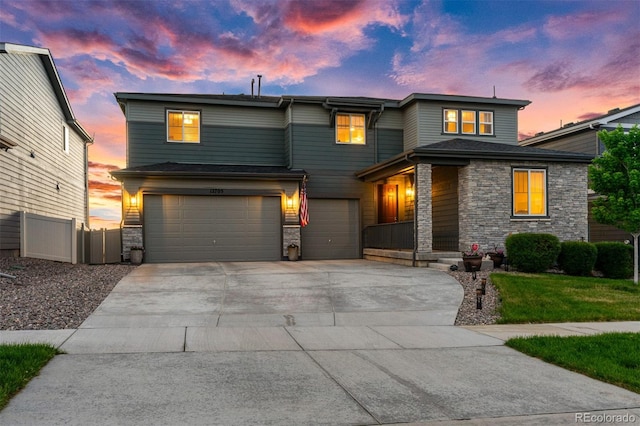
[112,92,592,264]
[0,43,93,258]
[521,104,640,243]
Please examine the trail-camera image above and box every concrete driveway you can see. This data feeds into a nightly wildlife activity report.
[1,260,639,425]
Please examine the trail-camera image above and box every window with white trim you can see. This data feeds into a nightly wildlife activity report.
[167,110,200,143]
[443,109,458,133]
[443,109,494,136]
[461,110,476,134]
[513,168,547,216]
[479,111,493,135]
[63,125,69,153]
[336,113,366,144]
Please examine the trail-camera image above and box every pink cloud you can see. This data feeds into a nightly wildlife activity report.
[542,10,620,40]
[283,0,367,34]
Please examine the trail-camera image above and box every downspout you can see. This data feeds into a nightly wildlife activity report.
[289,99,294,168]
[84,136,94,230]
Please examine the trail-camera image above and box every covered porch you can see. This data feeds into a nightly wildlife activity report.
[356,148,466,267]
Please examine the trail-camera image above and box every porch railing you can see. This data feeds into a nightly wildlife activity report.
[363,221,414,250]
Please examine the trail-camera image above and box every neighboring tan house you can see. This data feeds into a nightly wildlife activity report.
[0,43,93,257]
[111,92,592,264]
[520,104,640,243]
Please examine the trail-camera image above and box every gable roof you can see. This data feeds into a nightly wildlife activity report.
[0,42,93,143]
[521,103,640,146]
[356,139,593,181]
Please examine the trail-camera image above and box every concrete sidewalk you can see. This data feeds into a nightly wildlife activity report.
[1,260,639,425]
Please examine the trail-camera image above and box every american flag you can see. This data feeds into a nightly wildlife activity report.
[299,180,309,227]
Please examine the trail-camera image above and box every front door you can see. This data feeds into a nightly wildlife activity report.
[378,184,398,223]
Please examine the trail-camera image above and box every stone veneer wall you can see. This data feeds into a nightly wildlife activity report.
[415,163,432,253]
[283,225,301,259]
[458,159,589,253]
[122,225,143,261]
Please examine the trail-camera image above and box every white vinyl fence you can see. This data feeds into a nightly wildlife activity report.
[20,211,77,263]
[20,212,122,264]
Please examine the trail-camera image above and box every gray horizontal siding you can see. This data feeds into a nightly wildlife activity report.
[530,131,598,155]
[377,128,404,161]
[412,102,520,147]
[0,50,87,250]
[290,104,328,125]
[377,109,403,129]
[403,103,419,150]
[127,122,285,167]
[290,124,376,171]
[127,100,284,128]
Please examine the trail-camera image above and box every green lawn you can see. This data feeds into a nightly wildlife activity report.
[491,273,640,324]
[506,333,640,394]
[0,343,59,410]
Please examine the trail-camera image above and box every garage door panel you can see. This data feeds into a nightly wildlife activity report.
[144,195,281,263]
[301,199,360,260]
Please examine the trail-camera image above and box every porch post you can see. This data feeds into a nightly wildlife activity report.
[415,163,432,254]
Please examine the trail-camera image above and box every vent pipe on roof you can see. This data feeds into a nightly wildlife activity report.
[257,74,262,98]
[251,78,255,98]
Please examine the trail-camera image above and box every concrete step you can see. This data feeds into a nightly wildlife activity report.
[427,262,455,272]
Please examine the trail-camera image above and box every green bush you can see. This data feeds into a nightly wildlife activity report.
[594,242,633,279]
[558,241,597,276]
[505,233,561,273]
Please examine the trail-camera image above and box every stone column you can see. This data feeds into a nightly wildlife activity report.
[415,162,432,253]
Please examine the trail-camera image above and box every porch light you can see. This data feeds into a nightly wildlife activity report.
[406,187,414,198]
[286,196,294,209]
[130,195,137,206]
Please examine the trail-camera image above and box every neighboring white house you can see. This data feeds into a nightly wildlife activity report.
[0,42,93,257]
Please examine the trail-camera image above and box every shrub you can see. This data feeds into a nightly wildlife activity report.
[595,242,633,279]
[505,233,561,273]
[558,241,597,276]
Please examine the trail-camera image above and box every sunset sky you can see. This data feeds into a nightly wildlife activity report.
[2,0,639,228]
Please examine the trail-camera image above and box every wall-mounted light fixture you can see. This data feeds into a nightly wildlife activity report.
[405,186,414,198]
[130,195,137,206]
[286,196,294,209]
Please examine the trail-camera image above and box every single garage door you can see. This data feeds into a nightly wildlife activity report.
[144,195,281,262]
[301,199,360,260]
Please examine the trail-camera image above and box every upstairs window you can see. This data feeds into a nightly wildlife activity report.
[513,168,547,216]
[336,113,366,144]
[443,109,494,136]
[443,109,458,133]
[479,111,494,135]
[167,110,200,143]
[461,110,476,134]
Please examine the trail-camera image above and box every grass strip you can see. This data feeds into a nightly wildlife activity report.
[0,343,59,410]
[491,273,640,323]
[506,333,640,394]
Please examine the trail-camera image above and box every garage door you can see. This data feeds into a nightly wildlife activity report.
[301,199,360,260]
[144,195,281,262]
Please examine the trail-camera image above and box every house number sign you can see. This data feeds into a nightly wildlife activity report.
[210,188,224,194]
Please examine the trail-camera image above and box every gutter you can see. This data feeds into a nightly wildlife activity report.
[110,170,307,182]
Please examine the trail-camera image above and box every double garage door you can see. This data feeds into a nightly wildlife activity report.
[143,195,360,262]
[144,195,281,263]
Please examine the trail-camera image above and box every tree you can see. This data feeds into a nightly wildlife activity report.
[588,125,640,283]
